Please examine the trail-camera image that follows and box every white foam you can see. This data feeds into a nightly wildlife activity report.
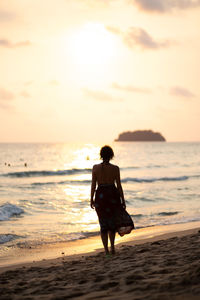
[0,203,24,221]
[0,234,21,244]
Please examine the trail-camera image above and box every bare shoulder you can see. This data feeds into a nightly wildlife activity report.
[109,163,119,171]
[92,164,101,171]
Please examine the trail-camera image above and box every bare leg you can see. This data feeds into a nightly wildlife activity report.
[108,231,116,254]
[101,232,109,254]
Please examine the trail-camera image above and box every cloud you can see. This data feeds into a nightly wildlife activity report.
[0,9,15,22]
[0,88,15,110]
[24,81,33,86]
[132,0,200,13]
[170,86,195,98]
[82,88,123,102]
[0,39,31,48]
[112,82,152,93]
[106,26,121,35]
[0,102,13,110]
[20,91,31,98]
[107,26,171,50]
[0,88,15,100]
[124,27,171,50]
[49,80,60,86]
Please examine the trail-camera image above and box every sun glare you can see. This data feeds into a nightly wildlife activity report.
[70,23,115,66]
[67,22,117,84]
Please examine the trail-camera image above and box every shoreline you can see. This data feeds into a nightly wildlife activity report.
[1,220,200,270]
[0,222,200,299]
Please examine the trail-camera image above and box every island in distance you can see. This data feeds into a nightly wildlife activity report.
[115,130,166,142]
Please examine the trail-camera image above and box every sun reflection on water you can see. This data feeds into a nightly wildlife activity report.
[64,144,100,170]
[61,183,98,231]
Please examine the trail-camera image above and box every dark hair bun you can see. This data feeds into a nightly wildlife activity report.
[100,145,114,161]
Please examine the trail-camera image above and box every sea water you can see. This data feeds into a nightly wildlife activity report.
[0,142,200,251]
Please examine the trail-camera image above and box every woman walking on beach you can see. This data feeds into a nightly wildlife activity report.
[90,145,134,255]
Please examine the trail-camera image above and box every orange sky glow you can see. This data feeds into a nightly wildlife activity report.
[0,0,200,142]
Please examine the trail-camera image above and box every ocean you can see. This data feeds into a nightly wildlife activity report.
[0,142,200,252]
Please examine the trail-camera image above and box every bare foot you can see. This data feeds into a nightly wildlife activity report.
[111,248,115,255]
[105,250,110,255]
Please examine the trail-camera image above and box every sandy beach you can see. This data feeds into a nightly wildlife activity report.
[1,223,200,300]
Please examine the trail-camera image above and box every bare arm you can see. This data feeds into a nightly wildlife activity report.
[90,166,97,209]
[115,166,126,209]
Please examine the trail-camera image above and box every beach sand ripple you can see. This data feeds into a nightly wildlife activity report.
[0,231,200,299]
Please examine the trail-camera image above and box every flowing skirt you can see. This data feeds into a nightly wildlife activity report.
[95,184,134,235]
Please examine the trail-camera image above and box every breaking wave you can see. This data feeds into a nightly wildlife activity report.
[26,174,198,187]
[0,234,22,244]
[121,175,189,183]
[158,211,179,216]
[2,168,92,178]
[0,203,24,221]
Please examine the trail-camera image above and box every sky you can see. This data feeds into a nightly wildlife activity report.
[0,0,200,143]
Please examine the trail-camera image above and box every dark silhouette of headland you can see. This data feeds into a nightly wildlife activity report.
[115,130,166,142]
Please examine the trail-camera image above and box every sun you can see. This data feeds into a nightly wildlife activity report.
[68,23,116,73]
[69,23,115,66]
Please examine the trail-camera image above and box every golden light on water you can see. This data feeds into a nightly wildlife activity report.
[62,168,98,231]
[67,144,100,169]
[63,185,90,202]
[63,185,97,231]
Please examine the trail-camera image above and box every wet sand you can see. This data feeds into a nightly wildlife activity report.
[0,224,200,299]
